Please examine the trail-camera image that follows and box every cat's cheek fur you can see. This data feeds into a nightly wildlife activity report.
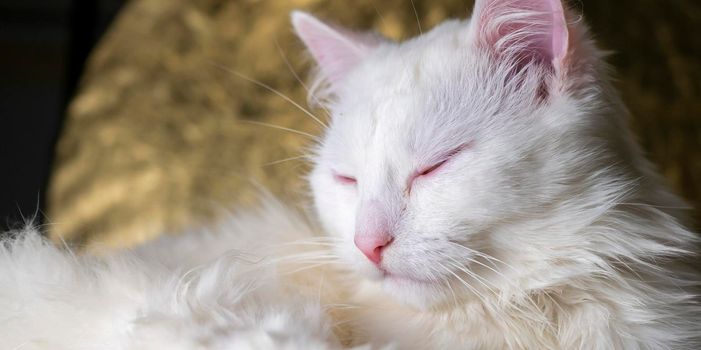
[309,164,380,277]
[309,166,353,240]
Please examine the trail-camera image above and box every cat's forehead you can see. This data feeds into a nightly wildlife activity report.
[328,74,477,172]
[340,21,478,114]
[355,21,471,89]
[345,63,477,130]
[324,19,496,168]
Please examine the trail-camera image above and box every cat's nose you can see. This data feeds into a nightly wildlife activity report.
[354,233,392,265]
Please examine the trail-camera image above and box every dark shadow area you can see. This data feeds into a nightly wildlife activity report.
[0,0,125,233]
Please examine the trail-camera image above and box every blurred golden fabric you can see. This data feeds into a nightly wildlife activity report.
[48,0,701,249]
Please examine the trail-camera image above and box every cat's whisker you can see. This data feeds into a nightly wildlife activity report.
[262,154,312,167]
[293,236,344,242]
[240,120,318,140]
[453,255,535,306]
[275,241,341,247]
[274,40,332,124]
[270,253,340,262]
[427,263,462,308]
[437,262,483,301]
[209,61,327,129]
[442,276,461,309]
[453,252,511,284]
[436,263,503,319]
[264,252,342,265]
[446,241,519,273]
[438,249,553,327]
[217,250,267,264]
[444,258,499,298]
[274,237,345,246]
[282,261,344,276]
[438,262,531,331]
[409,0,422,35]
[372,4,388,30]
[437,251,506,301]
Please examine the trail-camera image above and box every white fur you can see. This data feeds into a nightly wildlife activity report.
[1,1,699,349]
[0,203,356,350]
[303,0,701,348]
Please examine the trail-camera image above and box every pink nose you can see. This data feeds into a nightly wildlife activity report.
[354,233,392,265]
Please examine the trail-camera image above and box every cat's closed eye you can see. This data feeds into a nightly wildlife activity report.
[417,160,447,177]
[410,143,472,185]
[333,172,357,185]
[407,160,447,192]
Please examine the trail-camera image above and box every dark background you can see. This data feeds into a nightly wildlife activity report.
[0,0,124,231]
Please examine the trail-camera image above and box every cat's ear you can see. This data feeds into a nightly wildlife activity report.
[291,11,383,83]
[471,0,569,71]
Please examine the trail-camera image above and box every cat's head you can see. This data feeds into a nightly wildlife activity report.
[295,0,625,308]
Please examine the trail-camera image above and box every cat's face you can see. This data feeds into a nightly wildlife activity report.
[297,0,602,307]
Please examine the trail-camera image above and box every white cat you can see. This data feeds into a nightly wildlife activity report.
[1,0,699,349]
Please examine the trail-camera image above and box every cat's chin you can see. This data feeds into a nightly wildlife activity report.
[378,273,448,309]
[349,258,450,308]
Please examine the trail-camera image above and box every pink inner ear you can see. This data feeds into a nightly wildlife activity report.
[291,11,380,83]
[546,0,568,63]
[474,0,569,67]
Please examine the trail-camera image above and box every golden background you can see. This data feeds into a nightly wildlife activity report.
[48,0,701,249]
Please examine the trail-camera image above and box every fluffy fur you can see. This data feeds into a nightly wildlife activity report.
[0,203,356,350]
[1,0,700,349]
